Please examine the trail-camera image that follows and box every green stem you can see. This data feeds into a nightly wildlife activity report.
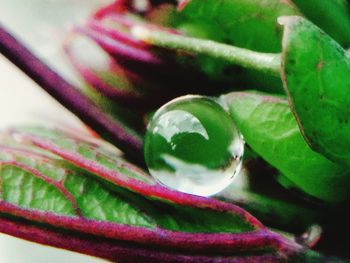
[132,26,282,77]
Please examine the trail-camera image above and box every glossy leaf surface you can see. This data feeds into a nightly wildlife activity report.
[281,16,350,167]
[137,0,298,92]
[173,0,298,91]
[176,0,299,52]
[223,91,350,202]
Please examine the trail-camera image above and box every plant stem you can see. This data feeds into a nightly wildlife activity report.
[132,26,282,77]
[0,24,144,164]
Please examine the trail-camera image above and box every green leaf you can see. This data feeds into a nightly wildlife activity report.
[293,0,350,47]
[0,146,156,227]
[160,0,300,92]
[177,0,299,52]
[0,127,256,234]
[281,16,350,167]
[223,91,350,202]
[4,128,317,262]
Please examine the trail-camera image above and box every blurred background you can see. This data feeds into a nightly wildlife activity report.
[0,0,111,261]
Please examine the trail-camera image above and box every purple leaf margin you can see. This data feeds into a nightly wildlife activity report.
[0,24,143,163]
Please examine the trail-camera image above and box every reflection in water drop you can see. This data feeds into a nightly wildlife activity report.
[154,110,209,143]
[144,95,244,196]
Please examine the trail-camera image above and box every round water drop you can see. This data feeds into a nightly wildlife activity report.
[144,95,244,196]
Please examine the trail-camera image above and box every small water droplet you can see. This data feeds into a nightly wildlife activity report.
[144,95,244,196]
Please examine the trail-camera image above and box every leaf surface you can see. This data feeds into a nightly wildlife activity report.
[223,92,350,202]
[177,0,299,53]
[292,0,350,47]
[281,16,350,166]
[171,0,299,92]
[1,127,300,260]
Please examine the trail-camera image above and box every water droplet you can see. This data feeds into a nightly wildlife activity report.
[144,95,244,196]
